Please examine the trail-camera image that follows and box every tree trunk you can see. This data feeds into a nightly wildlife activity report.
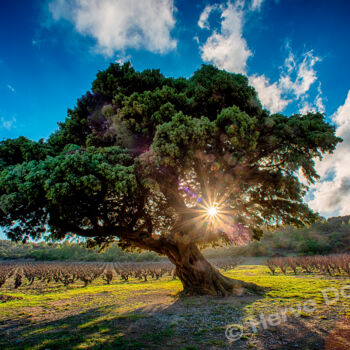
[164,242,263,296]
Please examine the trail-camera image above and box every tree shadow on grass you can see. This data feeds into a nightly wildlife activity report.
[253,314,327,349]
[325,315,350,350]
[249,312,350,350]
[1,293,266,350]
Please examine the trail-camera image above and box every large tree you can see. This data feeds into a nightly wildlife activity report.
[0,63,341,295]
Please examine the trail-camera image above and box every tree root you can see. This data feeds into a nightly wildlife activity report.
[180,272,267,297]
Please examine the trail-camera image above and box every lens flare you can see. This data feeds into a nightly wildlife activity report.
[207,206,217,217]
[176,179,252,244]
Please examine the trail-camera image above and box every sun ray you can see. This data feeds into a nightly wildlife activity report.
[175,179,251,244]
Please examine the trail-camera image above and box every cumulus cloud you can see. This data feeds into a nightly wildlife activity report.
[197,2,321,114]
[1,116,16,130]
[49,0,177,56]
[199,1,252,74]
[249,74,290,113]
[308,91,350,216]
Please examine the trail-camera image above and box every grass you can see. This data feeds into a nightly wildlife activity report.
[1,265,350,349]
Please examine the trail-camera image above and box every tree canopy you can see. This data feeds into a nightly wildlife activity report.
[0,63,341,295]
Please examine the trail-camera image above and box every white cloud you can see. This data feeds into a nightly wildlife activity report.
[199,1,252,74]
[115,53,132,65]
[250,49,322,114]
[298,99,313,115]
[298,84,325,115]
[1,116,16,130]
[279,50,321,99]
[250,0,264,11]
[308,91,350,216]
[249,74,290,113]
[315,85,325,112]
[49,0,177,56]
[198,4,218,30]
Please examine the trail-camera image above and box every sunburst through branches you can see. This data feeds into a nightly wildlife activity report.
[194,198,227,231]
[207,206,217,217]
[177,181,252,245]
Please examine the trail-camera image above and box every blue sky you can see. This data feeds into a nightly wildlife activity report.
[1,0,350,239]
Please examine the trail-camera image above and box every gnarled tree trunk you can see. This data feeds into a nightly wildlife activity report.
[164,242,262,296]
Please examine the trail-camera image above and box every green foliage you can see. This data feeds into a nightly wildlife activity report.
[203,215,350,257]
[251,216,349,256]
[297,239,331,255]
[0,145,137,241]
[216,106,259,150]
[0,240,159,262]
[0,137,52,169]
[0,62,341,253]
[153,113,216,167]
[271,216,350,255]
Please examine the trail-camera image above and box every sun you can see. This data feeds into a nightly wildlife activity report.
[207,206,218,217]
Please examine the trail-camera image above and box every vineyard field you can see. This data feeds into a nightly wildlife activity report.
[1,258,350,349]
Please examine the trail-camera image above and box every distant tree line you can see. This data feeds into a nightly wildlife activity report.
[205,215,350,258]
[0,240,160,262]
[1,215,349,261]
